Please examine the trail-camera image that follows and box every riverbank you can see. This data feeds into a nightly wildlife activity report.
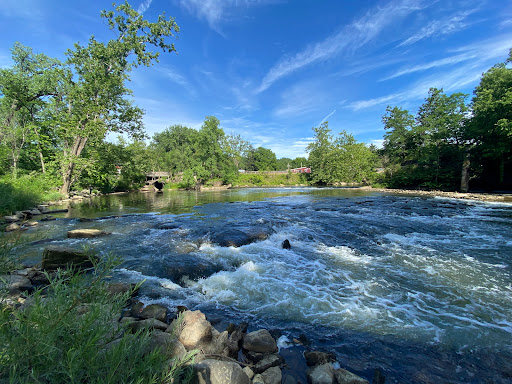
[360,186,512,203]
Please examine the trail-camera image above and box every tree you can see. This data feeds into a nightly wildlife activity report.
[276,157,292,171]
[57,1,179,194]
[252,147,277,171]
[382,106,416,165]
[306,122,334,184]
[0,43,62,177]
[469,54,512,187]
[223,133,252,170]
[151,124,199,174]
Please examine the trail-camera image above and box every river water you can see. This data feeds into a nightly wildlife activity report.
[19,188,512,383]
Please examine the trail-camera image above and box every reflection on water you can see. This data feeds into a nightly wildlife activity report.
[14,187,512,383]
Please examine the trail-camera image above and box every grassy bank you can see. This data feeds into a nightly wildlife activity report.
[0,173,64,216]
[232,172,309,187]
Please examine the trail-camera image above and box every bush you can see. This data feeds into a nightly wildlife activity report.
[0,248,195,383]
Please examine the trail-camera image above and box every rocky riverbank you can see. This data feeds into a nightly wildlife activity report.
[359,186,512,203]
[1,245,375,384]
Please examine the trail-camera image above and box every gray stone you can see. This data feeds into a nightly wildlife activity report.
[41,246,97,271]
[128,318,168,333]
[227,322,248,358]
[173,310,212,350]
[307,364,335,384]
[243,367,255,380]
[0,274,32,293]
[243,329,278,354]
[260,366,282,384]
[106,282,137,298]
[254,354,283,374]
[148,330,186,359]
[199,330,229,356]
[252,374,264,384]
[67,229,110,238]
[5,223,20,232]
[23,221,38,227]
[192,359,250,384]
[334,368,369,384]
[245,351,266,363]
[304,351,336,366]
[140,303,168,322]
[3,215,21,223]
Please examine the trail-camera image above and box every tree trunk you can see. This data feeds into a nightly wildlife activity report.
[460,147,471,193]
[60,135,88,195]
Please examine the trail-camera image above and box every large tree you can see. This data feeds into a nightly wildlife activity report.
[57,1,179,194]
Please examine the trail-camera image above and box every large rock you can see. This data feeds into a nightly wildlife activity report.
[3,215,21,223]
[148,330,187,359]
[0,274,32,293]
[41,246,97,271]
[140,303,169,322]
[334,368,369,384]
[128,318,168,333]
[227,322,248,358]
[243,329,278,354]
[261,366,282,384]
[304,351,336,366]
[192,359,250,384]
[253,353,283,374]
[5,223,21,232]
[171,310,212,350]
[211,229,253,247]
[67,229,110,238]
[307,364,335,384]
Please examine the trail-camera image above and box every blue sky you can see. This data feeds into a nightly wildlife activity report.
[1,0,511,159]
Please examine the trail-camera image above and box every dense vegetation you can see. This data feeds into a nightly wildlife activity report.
[0,1,511,217]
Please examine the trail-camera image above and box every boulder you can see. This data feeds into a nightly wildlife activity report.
[261,366,282,384]
[148,330,187,359]
[3,215,21,223]
[334,368,369,384]
[199,329,230,356]
[128,318,168,333]
[306,364,335,384]
[0,274,33,293]
[157,222,180,230]
[253,353,283,374]
[41,246,97,271]
[227,322,248,358]
[192,359,250,384]
[67,229,110,238]
[211,229,252,247]
[252,374,264,384]
[170,310,212,350]
[282,239,291,249]
[5,223,21,232]
[140,303,169,322]
[106,282,138,298]
[243,367,254,380]
[245,351,266,364]
[23,221,38,227]
[304,351,336,366]
[243,329,278,354]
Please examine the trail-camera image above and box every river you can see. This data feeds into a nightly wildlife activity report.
[18,187,512,383]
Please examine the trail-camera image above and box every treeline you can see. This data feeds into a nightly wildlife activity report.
[381,51,512,191]
[1,0,511,212]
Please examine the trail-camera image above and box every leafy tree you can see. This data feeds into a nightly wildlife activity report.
[57,1,179,194]
[223,133,252,170]
[251,147,277,171]
[291,157,308,169]
[307,122,335,184]
[276,157,292,171]
[469,52,512,187]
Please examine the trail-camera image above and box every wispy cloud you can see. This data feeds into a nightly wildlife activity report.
[0,0,44,20]
[177,0,278,33]
[154,66,197,98]
[273,81,329,118]
[256,0,425,93]
[318,110,336,126]
[137,0,153,14]
[398,9,477,47]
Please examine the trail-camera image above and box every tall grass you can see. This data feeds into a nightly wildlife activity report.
[0,173,64,216]
[0,246,195,383]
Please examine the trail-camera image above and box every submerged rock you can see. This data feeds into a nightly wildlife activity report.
[67,229,111,238]
[41,245,97,271]
[282,239,291,249]
[211,229,253,247]
[304,351,336,366]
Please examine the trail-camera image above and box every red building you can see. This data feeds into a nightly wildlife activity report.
[290,167,311,174]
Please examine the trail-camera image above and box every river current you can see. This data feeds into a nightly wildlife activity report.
[19,188,512,383]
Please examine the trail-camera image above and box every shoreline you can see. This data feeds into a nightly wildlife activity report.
[359,186,512,203]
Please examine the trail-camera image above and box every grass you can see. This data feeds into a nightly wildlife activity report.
[233,172,309,187]
[0,244,195,383]
[0,173,64,216]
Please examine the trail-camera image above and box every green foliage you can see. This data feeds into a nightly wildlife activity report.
[178,169,197,189]
[0,172,63,215]
[234,172,305,187]
[307,122,377,185]
[0,248,195,384]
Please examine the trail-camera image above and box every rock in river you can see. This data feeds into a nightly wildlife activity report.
[67,229,111,238]
[41,245,98,271]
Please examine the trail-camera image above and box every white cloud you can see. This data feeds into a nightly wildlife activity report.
[176,0,279,32]
[370,139,384,148]
[273,81,328,118]
[137,0,153,14]
[257,0,425,93]
[398,9,477,47]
